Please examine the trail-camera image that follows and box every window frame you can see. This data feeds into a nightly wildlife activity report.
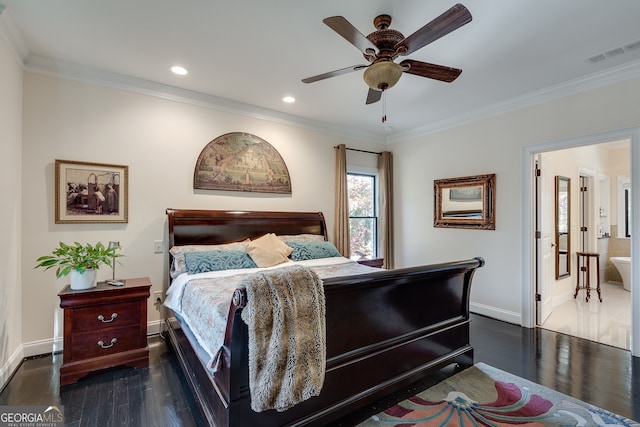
[347,167,379,259]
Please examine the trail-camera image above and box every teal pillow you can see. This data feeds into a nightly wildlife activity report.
[184,250,257,274]
[287,241,342,261]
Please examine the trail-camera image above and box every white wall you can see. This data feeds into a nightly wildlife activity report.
[609,145,631,227]
[20,72,386,353]
[12,52,640,364]
[392,76,640,324]
[0,25,23,385]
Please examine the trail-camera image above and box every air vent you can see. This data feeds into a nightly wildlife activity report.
[624,40,640,51]
[605,47,625,57]
[587,39,640,64]
[587,54,606,63]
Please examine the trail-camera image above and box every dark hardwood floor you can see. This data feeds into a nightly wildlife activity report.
[1,314,638,426]
[475,315,640,422]
[0,335,204,426]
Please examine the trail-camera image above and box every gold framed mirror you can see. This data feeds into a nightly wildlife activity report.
[434,174,496,229]
[555,176,570,279]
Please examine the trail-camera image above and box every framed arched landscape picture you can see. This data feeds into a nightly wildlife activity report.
[193,132,291,194]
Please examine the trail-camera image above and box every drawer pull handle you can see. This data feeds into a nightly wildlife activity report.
[97,313,118,323]
[97,338,117,349]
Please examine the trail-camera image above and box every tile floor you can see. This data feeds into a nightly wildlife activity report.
[541,281,631,350]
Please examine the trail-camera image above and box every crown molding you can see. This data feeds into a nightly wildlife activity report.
[387,58,640,144]
[23,55,387,144]
[0,4,28,64]
[13,46,640,146]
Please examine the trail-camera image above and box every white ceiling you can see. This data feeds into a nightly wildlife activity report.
[2,0,640,143]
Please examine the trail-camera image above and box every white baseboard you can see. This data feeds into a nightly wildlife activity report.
[22,337,61,358]
[1,320,166,391]
[553,290,574,308]
[0,345,24,392]
[470,302,522,325]
[147,320,164,336]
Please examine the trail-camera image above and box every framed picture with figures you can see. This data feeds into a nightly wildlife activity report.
[55,159,128,224]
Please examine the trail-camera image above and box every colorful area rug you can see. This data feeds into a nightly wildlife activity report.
[357,362,639,426]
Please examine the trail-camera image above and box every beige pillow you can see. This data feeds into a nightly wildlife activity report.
[246,233,293,267]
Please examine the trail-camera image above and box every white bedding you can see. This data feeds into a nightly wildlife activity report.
[164,256,376,371]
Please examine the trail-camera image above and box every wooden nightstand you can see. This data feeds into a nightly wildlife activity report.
[356,258,384,268]
[58,277,151,386]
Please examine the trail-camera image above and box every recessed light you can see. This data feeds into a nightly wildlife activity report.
[171,66,188,75]
[282,96,295,103]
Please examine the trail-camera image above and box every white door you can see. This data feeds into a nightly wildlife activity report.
[536,157,554,324]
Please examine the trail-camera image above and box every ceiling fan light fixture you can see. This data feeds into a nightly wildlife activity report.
[363,61,403,91]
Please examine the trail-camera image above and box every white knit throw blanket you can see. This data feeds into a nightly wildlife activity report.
[239,265,326,412]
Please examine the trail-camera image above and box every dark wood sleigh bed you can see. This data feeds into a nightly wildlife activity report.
[164,209,484,426]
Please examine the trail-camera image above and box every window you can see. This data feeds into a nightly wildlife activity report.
[347,173,378,258]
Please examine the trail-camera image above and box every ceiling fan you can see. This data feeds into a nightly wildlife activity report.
[302,4,472,106]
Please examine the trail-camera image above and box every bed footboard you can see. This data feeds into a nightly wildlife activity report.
[209,257,484,426]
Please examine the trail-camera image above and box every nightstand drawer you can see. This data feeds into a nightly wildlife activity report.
[71,301,141,332]
[71,326,144,360]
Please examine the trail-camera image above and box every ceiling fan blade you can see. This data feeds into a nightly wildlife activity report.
[396,4,472,56]
[400,60,462,83]
[365,88,382,105]
[302,65,368,84]
[323,16,379,55]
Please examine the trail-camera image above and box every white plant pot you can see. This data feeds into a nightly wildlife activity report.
[70,269,97,290]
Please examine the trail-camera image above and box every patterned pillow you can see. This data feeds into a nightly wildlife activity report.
[169,240,249,278]
[277,234,326,243]
[287,241,342,261]
[183,250,257,275]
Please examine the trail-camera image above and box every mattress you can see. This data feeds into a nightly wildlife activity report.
[164,257,378,371]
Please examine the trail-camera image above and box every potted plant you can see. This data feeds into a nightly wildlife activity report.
[35,241,122,290]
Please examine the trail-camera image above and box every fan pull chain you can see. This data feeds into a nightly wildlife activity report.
[382,90,387,123]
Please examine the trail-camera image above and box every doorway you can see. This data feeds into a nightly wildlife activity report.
[537,147,631,349]
[523,127,640,357]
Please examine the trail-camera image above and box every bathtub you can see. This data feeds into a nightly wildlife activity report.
[610,256,631,291]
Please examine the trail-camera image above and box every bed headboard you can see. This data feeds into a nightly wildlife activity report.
[166,209,328,247]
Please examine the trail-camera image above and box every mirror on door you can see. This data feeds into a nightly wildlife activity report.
[555,176,570,279]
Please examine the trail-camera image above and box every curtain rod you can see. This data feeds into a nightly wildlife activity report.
[334,146,382,155]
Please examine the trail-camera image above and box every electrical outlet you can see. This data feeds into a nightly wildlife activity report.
[153,291,163,306]
[153,240,164,253]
